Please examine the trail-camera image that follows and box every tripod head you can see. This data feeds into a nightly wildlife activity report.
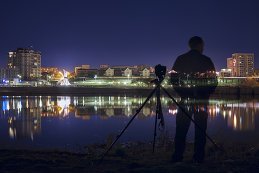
[155,64,166,82]
[151,64,167,85]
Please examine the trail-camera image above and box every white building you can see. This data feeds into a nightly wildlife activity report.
[105,68,114,77]
[123,68,132,77]
[140,68,150,77]
[227,53,254,77]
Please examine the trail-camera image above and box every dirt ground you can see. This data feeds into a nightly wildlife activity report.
[1,140,259,173]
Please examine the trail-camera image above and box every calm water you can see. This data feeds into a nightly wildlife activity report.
[0,95,259,150]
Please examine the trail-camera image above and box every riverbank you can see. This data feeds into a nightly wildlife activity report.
[1,140,259,173]
[0,86,259,99]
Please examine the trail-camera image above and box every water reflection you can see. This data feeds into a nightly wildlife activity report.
[0,96,258,141]
[2,96,41,140]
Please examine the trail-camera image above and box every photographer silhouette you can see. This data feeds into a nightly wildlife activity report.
[171,36,217,163]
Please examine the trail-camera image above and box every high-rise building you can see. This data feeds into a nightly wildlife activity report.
[0,67,19,81]
[227,58,233,70]
[8,48,41,80]
[227,53,254,77]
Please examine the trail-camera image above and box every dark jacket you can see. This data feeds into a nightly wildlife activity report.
[171,50,217,99]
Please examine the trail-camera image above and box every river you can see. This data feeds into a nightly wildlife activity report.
[0,95,258,150]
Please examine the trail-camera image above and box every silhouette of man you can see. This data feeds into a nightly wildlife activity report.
[170,36,217,163]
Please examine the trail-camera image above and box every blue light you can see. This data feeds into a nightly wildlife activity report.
[2,99,7,112]
[2,79,6,83]
[19,79,22,83]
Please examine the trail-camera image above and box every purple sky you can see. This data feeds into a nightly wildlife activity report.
[0,0,258,71]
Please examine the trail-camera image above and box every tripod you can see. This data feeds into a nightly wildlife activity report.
[99,76,220,163]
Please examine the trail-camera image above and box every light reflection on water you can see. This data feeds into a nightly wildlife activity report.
[0,96,258,149]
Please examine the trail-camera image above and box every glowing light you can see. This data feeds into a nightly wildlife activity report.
[2,79,7,83]
[58,70,71,86]
[223,111,226,118]
[216,107,220,114]
[2,99,8,112]
[234,114,237,129]
[9,127,15,139]
[169,109,178,115]
[168,70,177,74]
[57,96,70,117]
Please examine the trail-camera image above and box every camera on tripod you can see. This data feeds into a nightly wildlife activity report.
[155,64,167,82]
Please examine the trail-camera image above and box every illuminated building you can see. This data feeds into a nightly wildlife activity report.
[41,67,58,74]
[76,69,98,78]
[227,58,233,71]
[150,66,155,73]
[137,64,149,71]
[105,68,114,77]
[219,69,232,77]
[105,67,134,77]
[140,68,150,77]
[8,48,41,80]
[123,68,132,77]
[0,67,19,81]
[111,65,136,69]
[75,65,90,75]
[227,53,254,77]
[100,65,109,69]
[254,69,259,76]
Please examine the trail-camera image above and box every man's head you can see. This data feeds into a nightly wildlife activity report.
[188,36,204,53]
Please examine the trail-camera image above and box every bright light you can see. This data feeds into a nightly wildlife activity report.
[223,111,226,118]
[169,109,178,115]
[234,114,237,129]
[2,79,6,83]
[168,70,177,74]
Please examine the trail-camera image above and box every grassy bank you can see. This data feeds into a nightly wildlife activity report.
[1,139,259,173]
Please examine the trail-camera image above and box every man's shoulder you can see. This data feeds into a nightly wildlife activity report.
[201,53,210,59]
[177,51,190,59]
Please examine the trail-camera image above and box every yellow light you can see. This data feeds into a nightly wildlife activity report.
[234,115,237,129]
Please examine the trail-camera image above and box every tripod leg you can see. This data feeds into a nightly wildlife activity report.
[152,85,165,153]
[99,85,158,163]
[152,87,160,153]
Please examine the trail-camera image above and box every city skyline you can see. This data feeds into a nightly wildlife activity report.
[1,0,259,71]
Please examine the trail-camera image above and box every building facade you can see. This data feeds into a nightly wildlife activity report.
[41,67,58,74]
[0,67,19,81]
[123,68,132,77]
[140,68,150,77]
[227,53,254,77]
[105,68,114,77]
[8,48,41,80]
[100,65,109,69]
[76,69,98,78]
[220,69,232,77]
[254,69,259,76]
[75,65,90,75]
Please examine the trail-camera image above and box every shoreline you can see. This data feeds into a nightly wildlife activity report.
[0,86,258,99]
[0,140,258,173]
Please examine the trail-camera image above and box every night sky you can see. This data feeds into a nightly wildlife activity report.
[0,0,258,71]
